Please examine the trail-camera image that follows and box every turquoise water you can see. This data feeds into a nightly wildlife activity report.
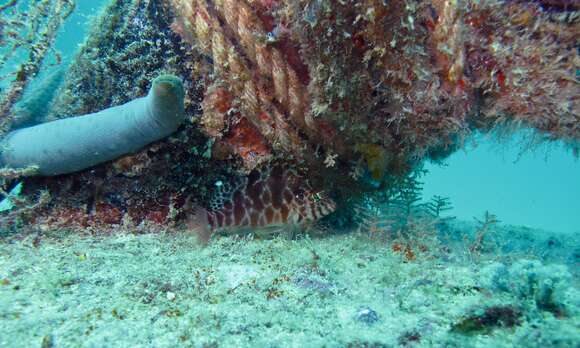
[0,1,104,88]
[423,133,580,234]
[54,1,106,57]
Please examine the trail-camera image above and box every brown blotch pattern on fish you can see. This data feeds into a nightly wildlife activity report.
[200,167,336,236]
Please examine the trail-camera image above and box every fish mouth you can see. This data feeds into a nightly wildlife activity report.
[326,203,337,215]
[317,199,337,217]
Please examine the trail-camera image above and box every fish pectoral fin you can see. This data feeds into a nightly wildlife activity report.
[279,224,305,240]
[252,224,303,240]
[252,225,286,239]
[217,225,304,240]
[216,226,281,239]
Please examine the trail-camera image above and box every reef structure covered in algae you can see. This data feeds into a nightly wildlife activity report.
[0,0,578,233]
[1,0,226,231]
[170,0,579,176]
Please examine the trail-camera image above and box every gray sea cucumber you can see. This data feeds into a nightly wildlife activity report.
[0,74,185,176]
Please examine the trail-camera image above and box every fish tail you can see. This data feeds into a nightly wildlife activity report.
[185,199,212,245]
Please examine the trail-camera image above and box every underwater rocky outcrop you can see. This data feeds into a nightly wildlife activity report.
[1,0,224,231]
[169,0,579,176]
[0,0,578,232]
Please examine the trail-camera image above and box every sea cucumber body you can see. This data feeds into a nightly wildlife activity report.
[0,75,184,176]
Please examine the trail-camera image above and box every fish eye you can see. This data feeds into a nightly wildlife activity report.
[266,31,277,43]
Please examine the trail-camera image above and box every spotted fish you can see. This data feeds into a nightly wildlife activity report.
[187,166,336,244]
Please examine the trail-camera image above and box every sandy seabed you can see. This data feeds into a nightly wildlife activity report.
[0,222,578,347]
